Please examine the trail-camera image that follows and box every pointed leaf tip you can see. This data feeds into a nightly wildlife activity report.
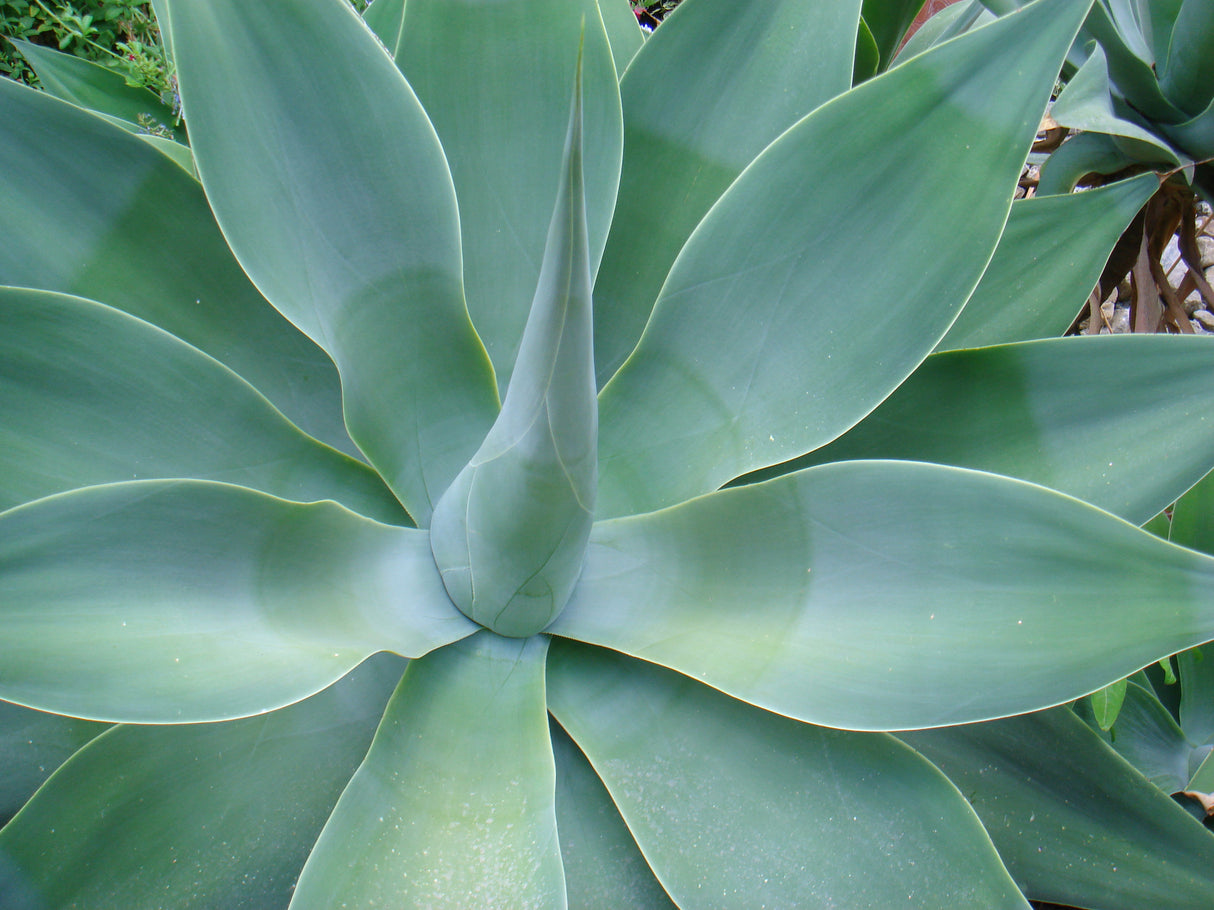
[430,57,597,638]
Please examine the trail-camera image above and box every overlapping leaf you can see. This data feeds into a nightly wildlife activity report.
[592,0,864,383]
[378,0,623,391]
[0,481,473,721]
[551,459,1214,730]
[596,0,1090,517]
[902,708,1214,909]
[0,287,404,522]
[161,0,499,524]
[0,77,351,454]
[0,655,404,909]
[430,66,597,637]
[291,635,563,910]
[750,335,1214,524]
[548,641,1030,909]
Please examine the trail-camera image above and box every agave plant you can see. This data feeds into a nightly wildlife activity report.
[5,0,1214,906]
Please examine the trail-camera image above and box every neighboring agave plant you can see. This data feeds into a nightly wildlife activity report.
[5,0,1214,907]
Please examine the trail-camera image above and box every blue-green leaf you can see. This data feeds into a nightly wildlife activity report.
[548,641,1030,909]
[596,0,1091,517]
[161,0,499,523]
[0,481,474,722]
[430,65,597,638]
[551,460,1214,730]
[290,634,564,910]
[0,654,403,909]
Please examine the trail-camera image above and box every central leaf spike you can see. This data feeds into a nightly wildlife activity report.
[429,51,596,638]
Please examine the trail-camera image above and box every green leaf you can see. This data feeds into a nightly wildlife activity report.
[550,719,678,909]
[1051,45,1184,165]
[0,702,107,827]
[902,707,1214,909]
[854,17,881,83]
[0,481,474,722]
[596,0,1090,518]
[748,336,1214,525]
[1171,468,1214,555]
[860,0,927,65]
[1180,643,1214,746]
[593,0,863,385]
[598,0,645,74]
[430,66,597,639]
[5,37,178,135]
[893,0,995,64]
[0,287,405,523]
[0,654,404,909]
[1091,677,1129,729]
[1037,130,1141,195]
[550,460,1214,730]
[547,641,1030,909]
[161,0,499,524]
[1081,0,1188,122]
[1074,680,1192,793]
[937,173,1159,349]
[1157,0,1214,117]
[0,77,353,456]
[291,634,564,910]
[383,0,622,391]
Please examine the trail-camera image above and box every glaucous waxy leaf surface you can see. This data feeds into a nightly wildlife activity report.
[0,481,473,721]
[291,634,564,910]
[757,335,1214,525]
[0,287,405,522]
[8,0,1214,905]
[430,66,597,638]
[592,0,864,384]
[374,0,623,392]
[902,708,1214,910]
[595,0,1091,517]
[0,655,405,910]
[0,76,353,457]
[548,641,1031,909]
[6,36,179,138]
[161,0,500,525]
[551,460,1214,730]
[936,172,1159,349]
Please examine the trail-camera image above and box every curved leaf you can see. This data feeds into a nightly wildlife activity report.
[0,76,352,455]
[1157,0,1214,117]
[593,0,864,385]
[1074,680,1194,792]
[902,707,1214,909]
[0,654,404,910]
[747,335,1214,525]
[937,173,1159,349]
[550,719,677,909]
[384,0,622,390]
[291,634,564,910]
[860,0,928,65]
[596,0,1090,518]
[6,37,178,136]
[598,0,645,74]
[430,72,597,637]
[1037,130,1142,195]
[162,0,499,523]
[547,641,1030,909]
[0,703,107,828]
[1051,45,1184,164]
[551,460,1214,731]
[0,481,474,722]
[0,287,405,523]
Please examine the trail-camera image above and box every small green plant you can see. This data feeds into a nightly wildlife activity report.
[0,1,169,94]
[2,0,1214,907]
